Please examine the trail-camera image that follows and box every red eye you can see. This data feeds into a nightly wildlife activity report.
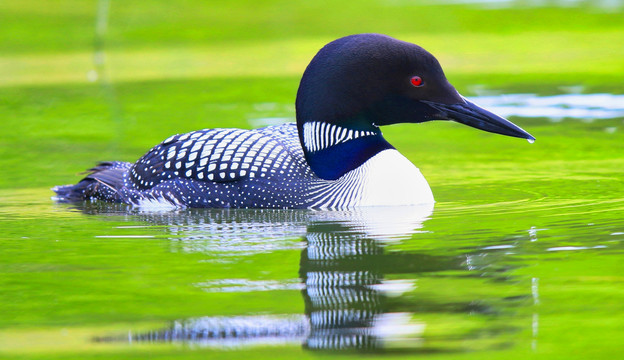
[410,76,424,87]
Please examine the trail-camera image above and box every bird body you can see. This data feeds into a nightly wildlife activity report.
[53,34,533,209]
[54,123,432,209]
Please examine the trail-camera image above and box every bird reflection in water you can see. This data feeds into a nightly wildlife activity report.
[88,204,507,351]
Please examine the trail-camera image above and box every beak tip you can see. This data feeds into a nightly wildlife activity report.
[520,129,536,143]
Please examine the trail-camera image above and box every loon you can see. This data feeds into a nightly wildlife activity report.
[53,34,534,209]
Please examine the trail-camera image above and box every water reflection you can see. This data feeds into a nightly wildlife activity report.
[84,204,525,351]
[300,210,434,350]
[468,93,624,120]
[418,0,624,10]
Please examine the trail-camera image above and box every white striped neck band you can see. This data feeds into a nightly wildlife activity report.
[302,122,377,153]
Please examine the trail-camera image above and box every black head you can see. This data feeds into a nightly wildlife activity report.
[296,34,534,180]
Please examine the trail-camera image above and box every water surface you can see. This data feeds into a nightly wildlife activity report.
[1,176,622,359]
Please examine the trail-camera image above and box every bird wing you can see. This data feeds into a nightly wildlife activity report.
[128,127,289,190]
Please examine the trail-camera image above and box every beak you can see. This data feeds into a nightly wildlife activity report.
[424,98,535,141]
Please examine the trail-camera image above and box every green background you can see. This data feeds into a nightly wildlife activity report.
[1,1,623,359]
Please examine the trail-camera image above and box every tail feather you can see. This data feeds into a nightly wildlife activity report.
[52,161,131,203]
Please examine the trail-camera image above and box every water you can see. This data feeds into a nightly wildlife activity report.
[1,86,623,358]
[1,177,623,358]
[467,93,624,120]
[423,0,624,10]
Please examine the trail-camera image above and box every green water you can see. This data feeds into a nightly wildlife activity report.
[1,0,623,359]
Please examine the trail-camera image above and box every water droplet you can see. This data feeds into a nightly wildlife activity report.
[527,138,535,144]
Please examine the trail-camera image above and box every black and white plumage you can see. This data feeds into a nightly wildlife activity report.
[59,124,391,209]
[53,34,534,209]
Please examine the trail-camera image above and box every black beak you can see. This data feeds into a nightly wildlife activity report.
[424,98,535,141]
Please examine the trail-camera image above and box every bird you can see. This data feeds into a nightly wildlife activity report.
[53,33,534,210]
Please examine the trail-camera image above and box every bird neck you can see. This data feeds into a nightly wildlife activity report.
[297,115,394,180]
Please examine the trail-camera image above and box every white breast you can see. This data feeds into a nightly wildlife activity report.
[354,149,434,207]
